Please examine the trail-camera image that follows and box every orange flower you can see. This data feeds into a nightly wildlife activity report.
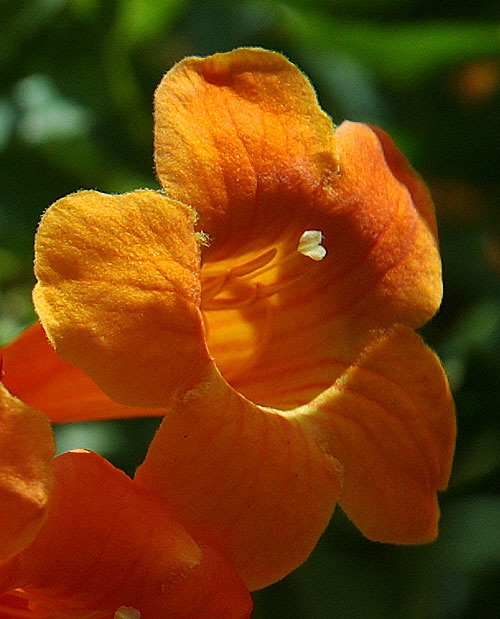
[0,361,251,618]
[0,448,251,618]
[3,48,455,594]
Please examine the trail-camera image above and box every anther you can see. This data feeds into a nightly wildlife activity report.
[297,230,326,261]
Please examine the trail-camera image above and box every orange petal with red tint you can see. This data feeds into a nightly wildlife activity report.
[0,383,54,562]
[199,118,443,410]
[300,325,455,544]
[33,189,211,408]
[153,49,443,411]
[331,121,441,328]
[135,364,342,591]
[0,450,252,619]
[3,323,160,423]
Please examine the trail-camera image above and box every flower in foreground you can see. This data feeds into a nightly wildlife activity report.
[2,47,455,610]
[0,378,252,618]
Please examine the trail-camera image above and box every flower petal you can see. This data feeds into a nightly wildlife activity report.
[0,450,252,619]
[134,365,342,591]
[331,121,442,328]
[154,47,338,251]
[0,383,54,562]
[3,323,160,422]
[299,325,455,544]
[33,189,211,408]
[153,48,443,409]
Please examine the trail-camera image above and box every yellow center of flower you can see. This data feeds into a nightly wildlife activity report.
[200,230,326,393]
[201,229,326,309]
[201,246,280,311]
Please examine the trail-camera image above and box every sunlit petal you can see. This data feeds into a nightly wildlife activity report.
[154,48,338,251]
[135,365,342,591]
[298,325,455,543]
[33,189,210,408]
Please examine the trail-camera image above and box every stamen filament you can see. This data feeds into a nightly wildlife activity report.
[229,248,277,278]
[201,248,278,305]
[201,274,228,303]
[201,266,315,311]
[202,284,259,311]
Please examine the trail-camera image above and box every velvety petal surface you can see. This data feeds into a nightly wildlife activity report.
[298,325,455,544]
[0,450,252,619]
[153,48,443,409]
[136,326,454,589]
[33,190,211,408]
[154,48,338,252]
[134,365,342,591]
[3,323,160,422]
[0,383,54,562]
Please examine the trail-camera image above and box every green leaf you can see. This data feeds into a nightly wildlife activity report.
[276,5,500,87]
[113,0,186,44]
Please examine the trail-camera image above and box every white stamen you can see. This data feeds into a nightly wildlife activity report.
[114,607,141,619]
[297,230,326,261]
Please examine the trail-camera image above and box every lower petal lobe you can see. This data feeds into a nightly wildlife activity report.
[135,365,342,591]
[299,325,455,544]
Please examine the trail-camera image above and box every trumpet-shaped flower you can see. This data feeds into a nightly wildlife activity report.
[2,47,455,597]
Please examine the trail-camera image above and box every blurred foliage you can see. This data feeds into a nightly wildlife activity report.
[1,0,499,617]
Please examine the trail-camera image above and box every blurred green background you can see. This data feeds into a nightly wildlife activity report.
[1,0,500,617]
